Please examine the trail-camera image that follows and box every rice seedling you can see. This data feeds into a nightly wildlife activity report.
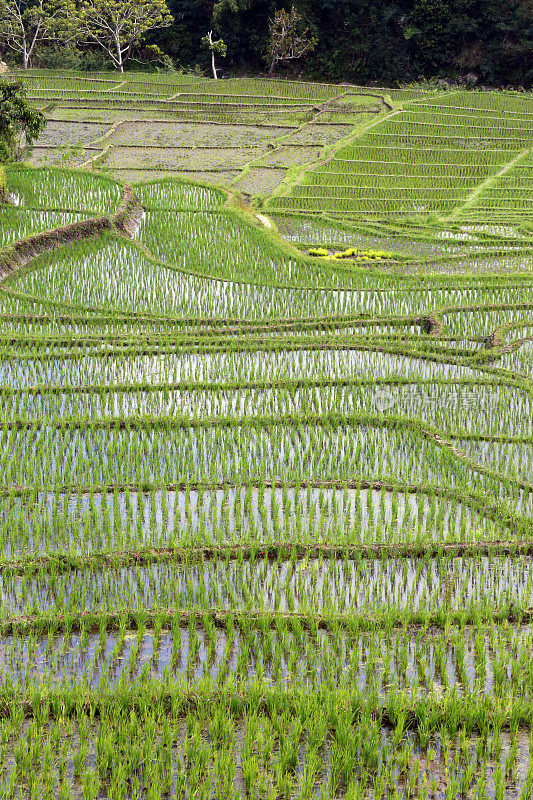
[0,77,531,795]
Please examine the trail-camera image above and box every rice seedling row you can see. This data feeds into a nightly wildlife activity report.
[1,78,532,794]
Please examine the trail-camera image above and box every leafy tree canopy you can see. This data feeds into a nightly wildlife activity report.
[161,0,531,86]
[266,5,317,75]
[78,0,173,72]
[0,78,45,162]
[0,0,79,69]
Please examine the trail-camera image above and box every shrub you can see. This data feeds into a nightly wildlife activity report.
[0,79,45,162]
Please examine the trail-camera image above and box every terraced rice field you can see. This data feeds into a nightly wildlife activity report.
[0,71,532,797]
[15,69,384,192]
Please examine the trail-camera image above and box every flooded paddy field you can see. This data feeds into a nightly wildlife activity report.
[0,74,532,795]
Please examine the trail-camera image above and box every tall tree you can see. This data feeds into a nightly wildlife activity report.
[0,0,78,69]
[201,31,227,79]
[266,5,317,76]
[0,78,45,161]
[78,0,173,72]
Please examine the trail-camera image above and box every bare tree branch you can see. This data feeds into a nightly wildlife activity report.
[266,5,317,76]
[77,0,172,72]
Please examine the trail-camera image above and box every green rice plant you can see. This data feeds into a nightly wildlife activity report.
[0,81,532,795]
[5,165,122,214]
[267,89,533,222]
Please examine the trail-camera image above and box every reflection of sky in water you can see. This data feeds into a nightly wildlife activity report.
[0,487,504,557]
[1,383,529,437]
[0,426,499,488]
[12,233,527,320]
[459,440,533,483]
[0,210,84,248]
[498,340,533,377]
[0,348,479,387]
[1,624,531,698]
[2,555,533,616]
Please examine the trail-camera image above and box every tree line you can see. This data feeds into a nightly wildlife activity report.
[0,0,531,87]
[0,0,173,72]
[171,0,531,87]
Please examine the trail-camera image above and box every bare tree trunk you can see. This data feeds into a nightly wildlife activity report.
[268,56,276,76]
[115,37,124,72]
[207,32,218,79]
[22,42,29,69]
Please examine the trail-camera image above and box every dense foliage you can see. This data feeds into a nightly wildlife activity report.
[157,0,532,86]
[0,78,45,161]
[3,0,529,84]
[77,0,173,73]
